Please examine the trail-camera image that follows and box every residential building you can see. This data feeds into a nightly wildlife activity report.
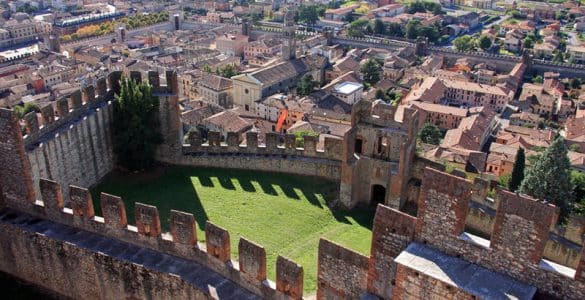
[180,70,203,101]
[198,74,234,108]
[410,101,468,130]
[254,93,284,123]
[370,4,405,18]
[330,81,364,105]
[4,19,38,46]
[406,77,513,112]
[215,34,249,57]
[324,5,358,21]
[568,45,585,64]
[202,109,252,140]
[244,39,281,60]
[442,79,513,112]
[441,107,497,153]
[468,0,494,9]
[231,55,326,112]
[519,2,560,21]
[518,83,559,117]
[509,111,540,128]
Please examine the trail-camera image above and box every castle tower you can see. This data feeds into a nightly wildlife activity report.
[48,34,61,53]
[339,100,419,209]
[170,11,182,31]
[241,18,250,37]
[118,26,127,43]
[44,31,61,53]
[415,37,428,57]
[282,7,296,61]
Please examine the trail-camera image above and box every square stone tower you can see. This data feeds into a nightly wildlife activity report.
[339,100,419,209]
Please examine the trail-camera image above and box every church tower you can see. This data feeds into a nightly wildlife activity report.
[282,7,296,61]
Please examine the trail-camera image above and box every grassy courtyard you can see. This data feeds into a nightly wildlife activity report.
[90,166,374,293]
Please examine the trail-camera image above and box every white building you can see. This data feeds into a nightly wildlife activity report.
[255,94,287,122]
[331,82,363,105]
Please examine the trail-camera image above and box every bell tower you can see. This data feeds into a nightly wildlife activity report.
[282,7,296,61]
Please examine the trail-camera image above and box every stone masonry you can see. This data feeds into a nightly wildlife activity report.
[1,70,585,299]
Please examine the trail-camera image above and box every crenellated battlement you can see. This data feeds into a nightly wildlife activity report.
[20,70,178,149]
[27,178,304,299]
[184,131,344,161]
[1,68,585,298]
[317,168,585,299]
[412,168,585,299]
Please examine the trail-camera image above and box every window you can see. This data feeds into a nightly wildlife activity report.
[355,138,363,154]
[245,88,249,94]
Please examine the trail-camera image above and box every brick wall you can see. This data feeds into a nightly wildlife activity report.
[367,205,416,299]
[317,239,369,299]
[393,264,475,300]
[0,178,304,299]
[0,220,216,300]
[414,167,585,299]
[0,108,35,209]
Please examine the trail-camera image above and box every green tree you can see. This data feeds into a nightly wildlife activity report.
[499,174,511,189]
[407,1,426,14]
[387,23,403,37]
[453,35,475,51]
[420,24,440,42]
[376,88,402,105]
[112,77,162,171]
[296,5,319,25]
[418,123,441,145]
[520,136,575,222]
[294,130,318,147]
[532,75,543,84]
[297,74,317,96]
[13,102,40,119]
[219,64,238,78]
[360,59,382,85]
[553,50,564,63]
[523,36,535,49]
[365,24,374,35]
[348,19,369,37]
[405,19,420,40]
[508,148,525,192]
[477,35,492,50]
[571,78,581,90]
[373,19,386,35]
[570,144,582,153]
[571,170,585,216]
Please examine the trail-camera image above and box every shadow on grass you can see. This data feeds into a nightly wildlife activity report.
[91,166,210,231]
[235,177,256,192]
[91,165,374,231]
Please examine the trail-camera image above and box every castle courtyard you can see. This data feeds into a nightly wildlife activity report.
[90,166,374,293]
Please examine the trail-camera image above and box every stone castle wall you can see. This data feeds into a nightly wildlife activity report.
[18,75,117,202]
[409,167,585,272]
[24,97,114,202]
[2,69,585,299]
[411,168,585,299]
[0,215,216,300]
[171,131,344,181]
[0,178,304,299]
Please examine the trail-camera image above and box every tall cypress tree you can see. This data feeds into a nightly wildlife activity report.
[520,136,574,221]
[508,148,525,192]
[112,77,162,171]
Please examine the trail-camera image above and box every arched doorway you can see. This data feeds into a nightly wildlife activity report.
[371,184,386,206]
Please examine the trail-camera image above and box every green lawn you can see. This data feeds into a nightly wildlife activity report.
[90,166,374,294]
